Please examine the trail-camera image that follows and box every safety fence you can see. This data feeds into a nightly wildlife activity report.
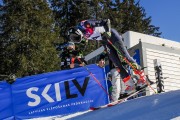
[0,64,109,120]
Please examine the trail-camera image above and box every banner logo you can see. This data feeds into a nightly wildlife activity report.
[26,77,90,107]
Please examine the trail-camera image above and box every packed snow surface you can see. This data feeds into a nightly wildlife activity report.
[65,90,180,120]
[35,90,180,120]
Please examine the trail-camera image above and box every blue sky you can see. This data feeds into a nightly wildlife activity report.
[139,0,180,42]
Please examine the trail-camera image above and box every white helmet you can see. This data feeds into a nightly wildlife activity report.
[67,27,84,43]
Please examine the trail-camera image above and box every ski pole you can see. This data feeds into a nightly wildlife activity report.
[107,39,157,94]
[76,58,114,101]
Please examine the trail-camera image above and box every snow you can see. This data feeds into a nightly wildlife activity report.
[34,90,180,120]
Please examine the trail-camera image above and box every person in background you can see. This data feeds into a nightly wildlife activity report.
[97,54,113,100]
[97,54,106,68]
[60,42,73,70]
[60,42,87,70]
[69,50,87,69]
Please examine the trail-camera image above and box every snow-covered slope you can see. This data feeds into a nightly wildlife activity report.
[65,90,180,120]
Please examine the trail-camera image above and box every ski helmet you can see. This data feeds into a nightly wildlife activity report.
[67,27,84,43]
[67,42,75,50]
[84,21,91,28]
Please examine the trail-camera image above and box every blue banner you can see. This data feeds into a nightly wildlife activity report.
[0,64,108,120]
[0,81,14,120]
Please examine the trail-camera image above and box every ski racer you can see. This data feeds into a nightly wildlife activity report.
[67,19,151,98]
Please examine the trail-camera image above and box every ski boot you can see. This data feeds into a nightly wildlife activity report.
[119,76,136,99]
[130,63,154,91]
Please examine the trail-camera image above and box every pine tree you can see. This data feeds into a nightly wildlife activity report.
[49,0,98,54]
[49,0,91,40]
[109,0,161,36]
[50,0,161,55]
[0,0,60,77]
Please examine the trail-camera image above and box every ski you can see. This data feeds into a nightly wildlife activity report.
[90,84,154,111]
[104,35,156,93]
